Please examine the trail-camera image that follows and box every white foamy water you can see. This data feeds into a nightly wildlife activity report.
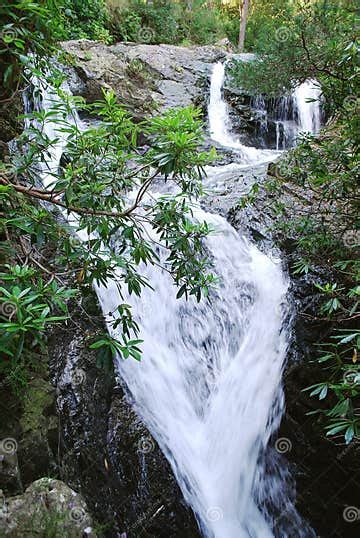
[95,210,291,537]
[29,64,317,537]
[208,62,278,163]
[293,79,322,134]
[211,62,322,151]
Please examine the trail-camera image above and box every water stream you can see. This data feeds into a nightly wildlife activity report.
[96,64,317,537]
[208,62,278,161]
[31,60,320,537]
[225,62,322,150]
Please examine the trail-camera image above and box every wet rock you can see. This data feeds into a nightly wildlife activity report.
[0,478,95,537]
[49,299,200,537]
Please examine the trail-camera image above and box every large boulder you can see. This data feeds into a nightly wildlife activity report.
[61,40,226,117]
[0,478,95,537]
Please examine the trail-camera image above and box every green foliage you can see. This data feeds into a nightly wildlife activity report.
[55,0,112,42]
[244,0,295,51]
[220,0,295,49]
[304,325,360,444]
[229,0,358,106]
[109,0,179,44]
[0,0,57,99]
[179,0,225,45]
[0,261,77,393]
[90,334,143,361]
[0,0,111,100]
[257,138,359,443]
[0,0,111,104]
[1,0,219,390]
[230,0,359,444]
[108,0,224,45]
[1,67,215,385]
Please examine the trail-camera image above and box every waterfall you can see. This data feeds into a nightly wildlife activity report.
[293,79,322,134]
[29,68,316,538]
[96,214,295,538]
[208,63,278,162]
[211,62,322,150]
[208,62,233,146]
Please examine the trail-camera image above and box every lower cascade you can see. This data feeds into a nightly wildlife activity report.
[32,61,318,537]
[96,214,303,537]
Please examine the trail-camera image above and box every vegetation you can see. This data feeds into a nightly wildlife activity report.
[0,0,358,443]
[0,1,303,57]
[231,0,359,443]
[0,1,217,394]
[107,0,223,46]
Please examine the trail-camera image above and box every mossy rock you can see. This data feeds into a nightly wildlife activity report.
[0,97,24,143]
[20,379,55,435]
[17,378,58,488]
[0,478,97,537]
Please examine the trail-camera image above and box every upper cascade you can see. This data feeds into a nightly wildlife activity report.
[209,62,323,152]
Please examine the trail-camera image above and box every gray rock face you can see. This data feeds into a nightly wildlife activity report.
[0,478,95,537]
[61,40,226,116]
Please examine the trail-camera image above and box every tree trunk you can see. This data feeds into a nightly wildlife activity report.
[238,0,250,52]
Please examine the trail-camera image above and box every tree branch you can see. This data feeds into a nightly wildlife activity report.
[0,170,160,219]
[300,30,347,82]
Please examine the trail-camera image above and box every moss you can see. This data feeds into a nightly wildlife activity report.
[20,378,55,435]
[0,97,24,143]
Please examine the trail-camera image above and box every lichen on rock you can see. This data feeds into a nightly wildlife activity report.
[0,478,96,537]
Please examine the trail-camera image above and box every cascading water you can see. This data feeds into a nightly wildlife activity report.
[29,61,317,537]
[96,215,293,538]
[293,79,322,134]
[215,59,322,150]
[208,62,278,162]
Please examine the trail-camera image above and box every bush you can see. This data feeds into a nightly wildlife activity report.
[55,0,112,42]
[229,0,359,443]
[108,0,224,46]
[109,0,180,44]
[1,81,216,389]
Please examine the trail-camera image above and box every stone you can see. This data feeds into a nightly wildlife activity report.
[60,40,226,117]
[48,297,199,537]
[0,478,96,537]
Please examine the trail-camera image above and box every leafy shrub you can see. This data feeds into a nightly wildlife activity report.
[1,79,216,387]
[0,0,57,100]
[108,0,224,45]
[230,0,359,443]
[109,0,180,44]
[57,0,112,42]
